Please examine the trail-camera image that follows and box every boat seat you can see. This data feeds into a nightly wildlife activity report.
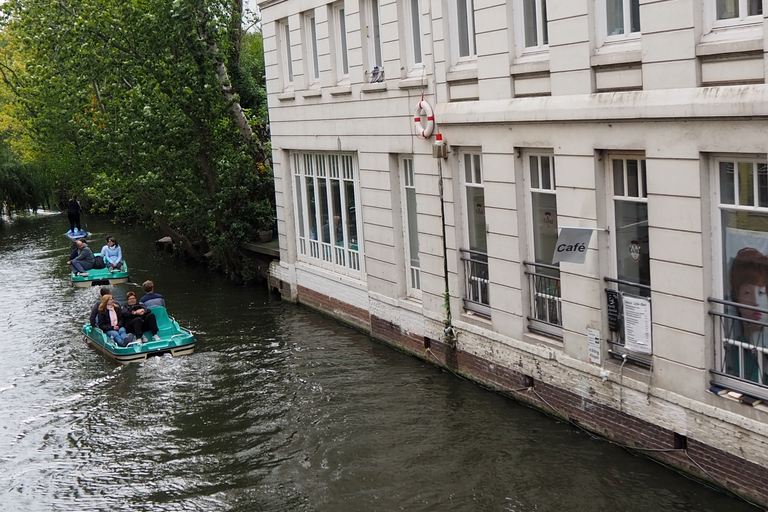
[149,306,175,337]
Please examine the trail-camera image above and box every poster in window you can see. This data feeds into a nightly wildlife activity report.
[622,295,652,355]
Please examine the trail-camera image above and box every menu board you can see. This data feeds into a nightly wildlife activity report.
[588,328,601,365]
[622,295,652,355]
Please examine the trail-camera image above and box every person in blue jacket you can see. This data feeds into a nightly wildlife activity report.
[100,236,123,272]
[139,280,165,308]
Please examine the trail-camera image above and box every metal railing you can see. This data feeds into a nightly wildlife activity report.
[708,297,768,388]
[460,248,490,315]
[523,261,562,335]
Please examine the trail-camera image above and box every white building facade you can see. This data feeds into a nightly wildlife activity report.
[258,0,768,502]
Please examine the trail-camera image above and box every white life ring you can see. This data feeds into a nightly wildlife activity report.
[413,99,435,138]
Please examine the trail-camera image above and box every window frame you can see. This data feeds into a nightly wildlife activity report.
[595,0,641,49]
[402,0,424,75]
[400,156,422,298]
[703,0,764,39]
[302,11,321,86]
[514,0,549,57]
[361,0,384,75]
[459,149,490,314]
[449,0,477,65]
[277,18,294,90]
[292,152,364,279]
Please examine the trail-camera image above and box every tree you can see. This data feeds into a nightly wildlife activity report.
[2,0,273,279]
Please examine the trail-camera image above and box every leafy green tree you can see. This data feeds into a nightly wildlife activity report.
[2,0,273,279]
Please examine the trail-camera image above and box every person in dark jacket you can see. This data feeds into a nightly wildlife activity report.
[90,287,112,326]
[139,280,165,308]
[67,194,83,234]
[123,291,160,342]
[67,240,95,276]
[96,294,133,346]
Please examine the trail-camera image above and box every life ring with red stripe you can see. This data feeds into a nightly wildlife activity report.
[414,99,435,138]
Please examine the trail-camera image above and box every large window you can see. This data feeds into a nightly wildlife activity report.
[401,157,421,296]
[277,19,294,89]
[524,153,561,334]
[362,0,383,76]
[303,12,320,85]
[292,152,362,277]
[716,0,763,20]
[712,157,768,388]
[403,0,423,73]
[522,0,548,49]
[331,3,349,83]
[460,151,489,313]
[704,0,763,39]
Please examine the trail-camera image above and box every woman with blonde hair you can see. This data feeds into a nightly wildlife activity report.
[96,294,131,346]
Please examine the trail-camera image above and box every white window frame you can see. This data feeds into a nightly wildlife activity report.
[514,0,549,57]
[330,2,350,84]
[361,0,384,75]
[277,18,294,90]
[402,0,424,75]
[292,152,364,279]
[400,156,422,298]
[449,0,477,65]
[712,154,768,388]
[302,11,320,86]
[703,0,764,41]
[595,0,641,49]
[459,149,490,313]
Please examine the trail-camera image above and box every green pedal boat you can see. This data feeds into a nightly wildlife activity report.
[71,254,130,288]
[81,306,196,364]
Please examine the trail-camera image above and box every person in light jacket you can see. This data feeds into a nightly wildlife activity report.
[100,236,123,272]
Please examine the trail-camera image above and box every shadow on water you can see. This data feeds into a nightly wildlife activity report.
[0,213,761,511]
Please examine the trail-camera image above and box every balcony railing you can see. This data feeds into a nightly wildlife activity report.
[460,248,490,315]
[523,261,562,338]
[708,297,768,395]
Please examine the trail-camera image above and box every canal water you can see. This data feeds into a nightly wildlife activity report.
[0,213,759,512]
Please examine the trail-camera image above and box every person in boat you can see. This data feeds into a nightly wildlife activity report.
[139,280,165,308]
[100,236,124,273]
[67,193,83,235]
[90,287,113,326]
[96,294,134,346]
[67,239,95,277]
[124,291,161,342]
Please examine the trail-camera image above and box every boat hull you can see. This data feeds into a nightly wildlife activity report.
[71,255,129,287]
[81,307,195,364]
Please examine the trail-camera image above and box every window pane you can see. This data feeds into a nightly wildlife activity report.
[310,17,320,79]
[739,161,754,207]
[541,156,552,190]
[410,0,422,64]
[630,0,640,33]
[640,160,647,198]
[627,159,639,197]
[542,0,548,45]
[717,0,738,19]
[457,0,470,57]
[464,153,473,182]
[295,175,305,237]
[306,177,318,239]
[473,154,482,183]
[530,156,540,189]
[406,187,420,267]
[606,0,624,35]
[284,23,294,82]
[720,161,735,205]
[345,181,358,246]
[532,192,558,265]
[760,164,768,208]
[318,180,330,243]
[372,0,382,66]
[331,180,343,245]
[748,0,763,16]
[615,200,650,293]
[339,9,349,74]
[613,159,625,196]
[523,0,538,47]
[467,187,487,253]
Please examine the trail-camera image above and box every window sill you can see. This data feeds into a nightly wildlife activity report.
[510,58,550,76]
[361,82,388,93]
[277,91,296,101]
[696,37,763,57]
[398,76,428,90]
[301,89,322,99]
[446,67,478,83]
[329,85,353,96]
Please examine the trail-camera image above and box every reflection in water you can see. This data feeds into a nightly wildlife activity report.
[0,214,759,511]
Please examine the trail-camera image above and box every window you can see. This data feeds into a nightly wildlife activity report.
[610,156,649,295]
[522,0,548,49]
[453,0,477,61]
[523,153,561,334]
[303,12,320,85]
[403,0,423,73]
[292,152,362,277]
[606,0,640,36]
[401,157,421,296]
[331,3,349,82]
[460,151,489,313]
[716,0,763,20]
[711,157,768,388]
[362,0,383,75]
[277,19,294,88]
